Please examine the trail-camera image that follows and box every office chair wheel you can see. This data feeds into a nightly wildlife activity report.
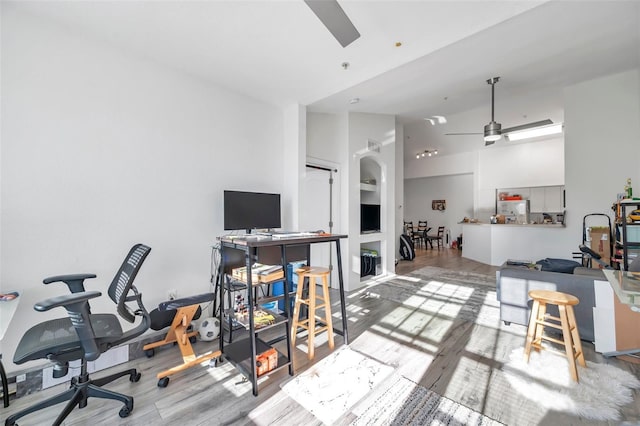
[157,377,170,388]
[130,371,141,382]
[119,404,133,418]
[145,348,155,358]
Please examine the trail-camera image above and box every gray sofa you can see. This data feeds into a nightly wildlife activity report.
[496,262,605,342]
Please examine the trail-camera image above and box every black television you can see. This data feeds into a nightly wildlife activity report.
[224,190,281,233]
[361,204,381,233]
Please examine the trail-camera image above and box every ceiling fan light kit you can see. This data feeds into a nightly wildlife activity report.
[484,121,502,144]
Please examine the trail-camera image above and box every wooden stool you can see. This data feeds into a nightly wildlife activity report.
[524,289,586,382]
[291,266,335,359]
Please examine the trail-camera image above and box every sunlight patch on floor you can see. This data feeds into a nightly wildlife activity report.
[392,274,422,283]
[474,291,501,328]
[371,305,453,348]
[206,362,251,397]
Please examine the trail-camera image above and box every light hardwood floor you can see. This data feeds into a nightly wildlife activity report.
[2,247,638,425]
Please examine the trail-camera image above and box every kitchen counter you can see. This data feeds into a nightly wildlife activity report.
[461,222,565,228]
[462,222,570,266]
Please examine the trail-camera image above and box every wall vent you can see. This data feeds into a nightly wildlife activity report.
[367,139,381,153]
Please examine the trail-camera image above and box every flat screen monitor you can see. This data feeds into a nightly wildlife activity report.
[361,204,381,233]
[224,190,281,232]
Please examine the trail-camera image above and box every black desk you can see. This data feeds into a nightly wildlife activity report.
[218,233,348,396]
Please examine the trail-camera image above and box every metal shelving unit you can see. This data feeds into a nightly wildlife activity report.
[217,239,294,396]
[616,200,640,270]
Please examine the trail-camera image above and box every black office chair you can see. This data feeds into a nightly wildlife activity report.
[6,244,152,426]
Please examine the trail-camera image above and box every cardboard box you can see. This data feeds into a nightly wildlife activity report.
[256,348,278,376]
[589,228,611,268]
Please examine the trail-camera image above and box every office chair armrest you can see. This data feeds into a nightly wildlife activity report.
[34,291,102,312]
[43,273,97,293]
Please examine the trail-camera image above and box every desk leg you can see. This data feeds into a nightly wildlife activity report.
[218,248,226,354]
[1,355,9,407]
[335,240,348,345]
[280,246,294,376]
[245,250,259,396]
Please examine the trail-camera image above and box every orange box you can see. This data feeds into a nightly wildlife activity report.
[256,348,278,376]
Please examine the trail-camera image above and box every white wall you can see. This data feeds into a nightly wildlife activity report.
[564,69,640,250]
[405,151,474,180]
[1,7,286,371]
[404,173,474,242]
[306,112,350,286]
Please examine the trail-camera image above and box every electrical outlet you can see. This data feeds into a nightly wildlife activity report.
[168,289,177,300]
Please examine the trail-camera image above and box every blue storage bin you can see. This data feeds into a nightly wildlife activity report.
[281,261,307,311]
[260,301,277,310]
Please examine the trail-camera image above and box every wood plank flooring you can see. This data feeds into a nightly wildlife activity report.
[2,247,639,425]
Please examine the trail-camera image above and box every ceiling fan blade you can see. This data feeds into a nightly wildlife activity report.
[304,0,360,47]
[445,132,482,136]
[502,119,553,134]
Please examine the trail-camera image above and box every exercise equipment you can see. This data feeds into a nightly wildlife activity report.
[143,293,221,388]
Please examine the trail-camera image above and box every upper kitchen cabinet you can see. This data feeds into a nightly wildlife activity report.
[529,186,565,212]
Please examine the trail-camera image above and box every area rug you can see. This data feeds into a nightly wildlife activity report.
[349,375,503,426]
[281,346,393,425]
[503,347,640,421]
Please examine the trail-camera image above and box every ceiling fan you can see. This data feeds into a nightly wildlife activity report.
[446,77,553,146]
[304,0,360,48]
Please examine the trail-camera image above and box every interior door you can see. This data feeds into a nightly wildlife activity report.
[300,164,340,288]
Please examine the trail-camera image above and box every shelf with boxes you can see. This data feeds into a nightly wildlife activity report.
[614,200,640,270]
[220,264,288,342]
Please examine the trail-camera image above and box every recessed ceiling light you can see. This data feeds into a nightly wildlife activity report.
[349,98,360,104]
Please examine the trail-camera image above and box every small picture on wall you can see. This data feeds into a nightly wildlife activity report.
[432,200,446,211]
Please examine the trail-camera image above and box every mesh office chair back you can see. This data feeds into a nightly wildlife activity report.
[108,244,151,323]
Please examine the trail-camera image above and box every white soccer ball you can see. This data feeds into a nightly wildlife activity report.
[198,317,220,341]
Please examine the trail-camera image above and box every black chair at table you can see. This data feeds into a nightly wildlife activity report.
[6,244,152,426]
[404,221,422,248]
[426,226,445,250]
[415,221,429,249]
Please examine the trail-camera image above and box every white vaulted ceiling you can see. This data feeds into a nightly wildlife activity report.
[6,1,640,160]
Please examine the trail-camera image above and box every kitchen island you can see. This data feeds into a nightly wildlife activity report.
[462,222,567,266]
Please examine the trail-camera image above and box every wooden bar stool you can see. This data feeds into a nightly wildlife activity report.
[291,266,335,359]
[524,289,586,382]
